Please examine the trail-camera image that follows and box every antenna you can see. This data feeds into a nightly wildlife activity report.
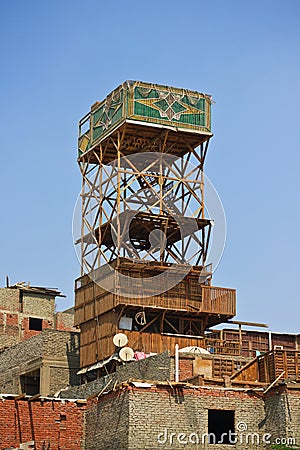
[113,333,128,348]
[119,346,134,362]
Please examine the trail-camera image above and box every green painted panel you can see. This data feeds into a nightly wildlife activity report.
[78,81,212,156]
[134,87,160,100]
[134,102,164,120]
[132,85,207,128]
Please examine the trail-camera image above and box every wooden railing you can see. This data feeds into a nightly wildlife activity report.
[259,350,300,383]
[115,284,236,317]
[231,350,300,384]
[75,280,237,326]
[200,286,236,316]
[205,337,240,356]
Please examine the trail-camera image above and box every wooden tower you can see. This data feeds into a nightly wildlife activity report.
[74,81,236,370]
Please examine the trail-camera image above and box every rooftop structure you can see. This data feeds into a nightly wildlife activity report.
[0,282,76,350]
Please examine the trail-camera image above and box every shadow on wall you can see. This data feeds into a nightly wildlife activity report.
[66,332,81,387]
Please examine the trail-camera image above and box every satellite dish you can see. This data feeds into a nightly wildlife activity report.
[119,346,134,362]
[113,333,128,347]
[179,346,210,354]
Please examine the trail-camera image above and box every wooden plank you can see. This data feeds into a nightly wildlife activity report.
[229,320,269,328]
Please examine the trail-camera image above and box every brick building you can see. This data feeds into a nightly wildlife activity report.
[0,283,80,399]
[0,329,80,396]
[0,377,298,449]
[0,283,77,350]
[0,281,298,449]
[0,323,298,448]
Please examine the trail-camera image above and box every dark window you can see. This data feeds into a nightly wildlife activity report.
[208,409,235,445]
[20,369,40,395]
[29,317,43,331]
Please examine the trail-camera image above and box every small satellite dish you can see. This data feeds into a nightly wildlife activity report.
[119,346,134,362]
[179,346,210,354]
[113,333,128,347]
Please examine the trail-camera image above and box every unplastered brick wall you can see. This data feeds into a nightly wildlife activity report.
[0,288,77,351]
[0,288,19,311]
[0,398,86,449]
[285,389,300,444]
[264,386,300,446]
[178,357,193,380]
[85,392,129,449]
[85,385,266,450]
[22,292,55,318]
[0,330,80,395]
[0,332,43,373]
[0,288,21,348]
[61,351,172,399]
[55,308,77,331]
[49,366,80,395]
[0,288,55,349]
[42,329,79,358]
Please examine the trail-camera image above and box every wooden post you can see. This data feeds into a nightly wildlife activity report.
[268,331,272,351]
[239,324,242,356]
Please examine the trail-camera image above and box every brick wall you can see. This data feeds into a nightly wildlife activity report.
[0,288,19,311]
[178,357,193,380]
[0,288,55,349]
[0,330,80,395]
[85,385,266,450]
[22,292,55,318]
[0,385,298,449]
[0,398,86,449]
[85,393,129,450]
[0,288,76,350]
[265,386,300,446]
[61,351,172,399]
[284,389,300,444]
[55,308,77,332]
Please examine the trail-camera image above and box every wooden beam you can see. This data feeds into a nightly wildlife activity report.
[264,371,285,394]
[228,320,269,328]
[28,394,40,402]
[14,394,26,400]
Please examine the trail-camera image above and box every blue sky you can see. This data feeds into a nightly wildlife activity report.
[0,0,299,332]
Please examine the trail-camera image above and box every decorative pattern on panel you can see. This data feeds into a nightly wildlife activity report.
[78,81,212,156]
[92,86,124,142]
[132,84,209,129]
